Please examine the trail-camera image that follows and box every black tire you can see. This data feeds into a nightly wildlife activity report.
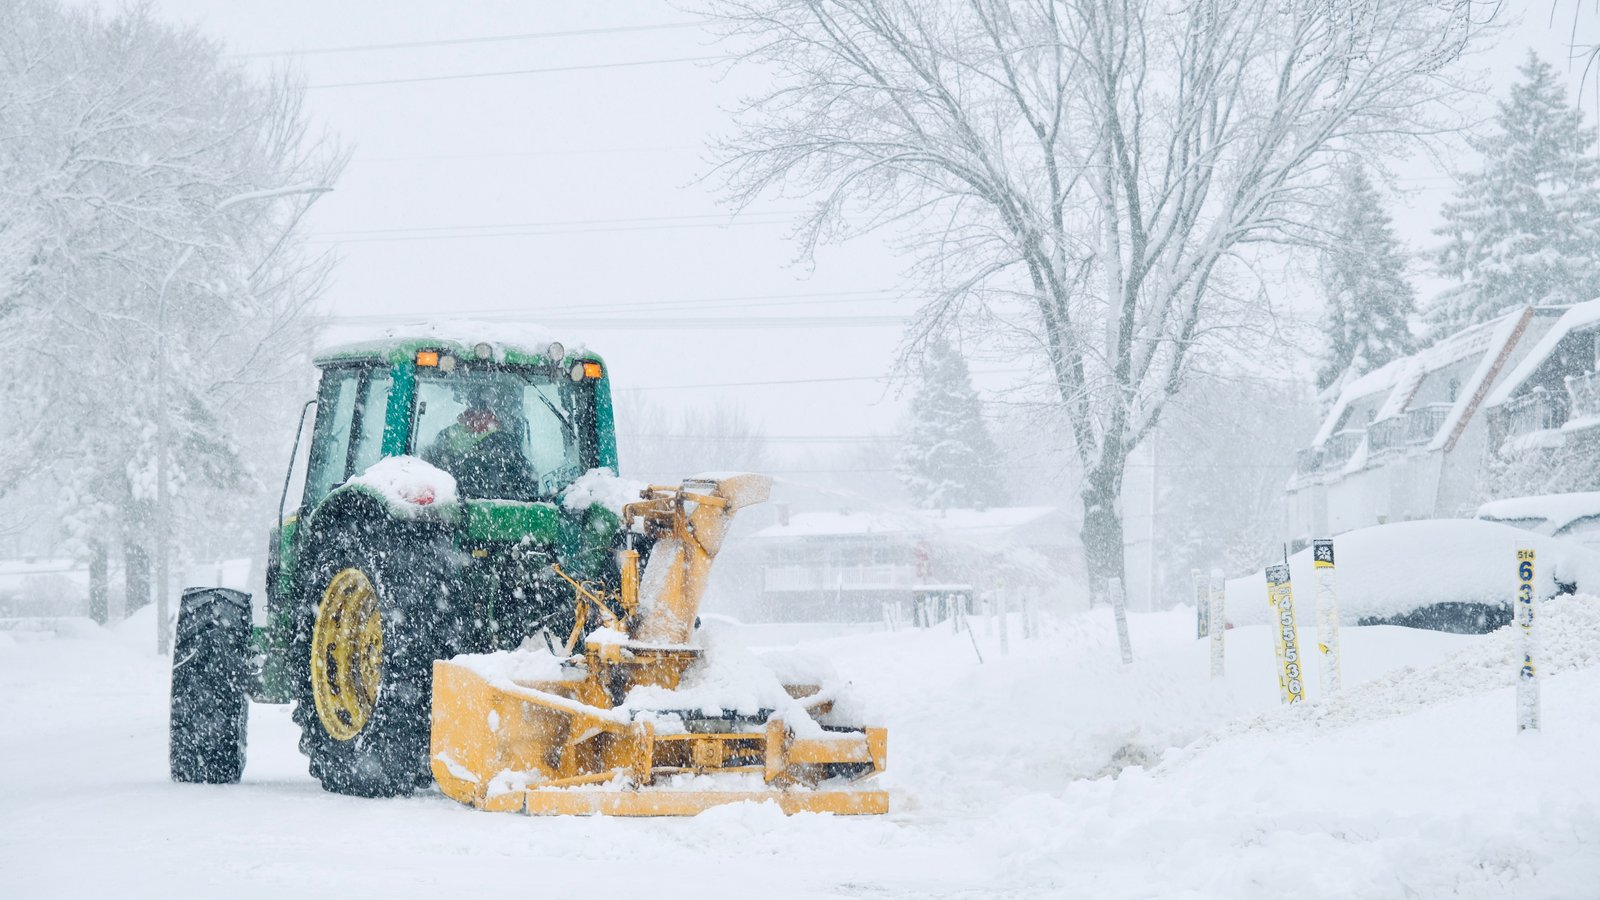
[170,587,253,784]
[290,515,455,797]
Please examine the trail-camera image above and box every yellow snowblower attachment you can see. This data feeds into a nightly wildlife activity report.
[429,473,888,816]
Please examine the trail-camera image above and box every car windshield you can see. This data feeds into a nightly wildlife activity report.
[413,367,588,501]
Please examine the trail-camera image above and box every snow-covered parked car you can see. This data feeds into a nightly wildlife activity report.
[1476,491,1600,553]
[1226,519,1600,633]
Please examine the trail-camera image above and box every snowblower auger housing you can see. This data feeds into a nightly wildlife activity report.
[171,332,886,814]
[429,476,889,816]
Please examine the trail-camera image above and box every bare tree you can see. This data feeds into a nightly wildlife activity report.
[706,0,1488,595]
[0,0,343,615]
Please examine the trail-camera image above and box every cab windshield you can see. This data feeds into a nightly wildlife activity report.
[413,366,593,501]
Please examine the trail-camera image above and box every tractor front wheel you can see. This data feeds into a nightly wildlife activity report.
[169,587,253,783]
[291,519,452,797]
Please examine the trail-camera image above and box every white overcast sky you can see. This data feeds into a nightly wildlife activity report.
[133,0,1599,448]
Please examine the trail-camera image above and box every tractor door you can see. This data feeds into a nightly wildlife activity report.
[301,365,396,504]
[267,366,393,614]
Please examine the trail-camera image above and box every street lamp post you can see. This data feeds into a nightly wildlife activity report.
[152,183,330,655]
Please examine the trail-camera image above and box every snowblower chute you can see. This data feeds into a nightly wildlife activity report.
[429,473,889,815]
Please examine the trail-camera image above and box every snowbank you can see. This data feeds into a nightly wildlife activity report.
[1207,593,1600,745]
[3,595,1598,896]
[1223,519,1600,625]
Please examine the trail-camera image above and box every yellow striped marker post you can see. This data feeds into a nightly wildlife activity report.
[1516,547,1539,733]
[1265,564,1306,704]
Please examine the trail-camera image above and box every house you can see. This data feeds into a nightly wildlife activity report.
[0,558,88,618]
[1479,299,1600,494]
[746,506,1080,622]
[1286,305,1564,541]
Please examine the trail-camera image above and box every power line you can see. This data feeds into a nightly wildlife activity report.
[238,22,707,58]
[328,314,903,332]
[730,463,1297,474]
[617,373,906,391]
[307,55,725,90]
[434,294,903,319]
[620,433,894,443]
[325,288,904,322]
[617,369,1008,391]
[357,146,699,163]
[540,316,906,330]
[304,217,798,244]
[310,211,807,239]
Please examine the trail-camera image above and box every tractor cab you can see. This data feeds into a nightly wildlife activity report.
[257,335,624,706]
[297,338,614,512]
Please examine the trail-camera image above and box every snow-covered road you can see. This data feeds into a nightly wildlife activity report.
[2,602,1597,898]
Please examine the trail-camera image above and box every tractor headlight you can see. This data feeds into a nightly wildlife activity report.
[569,361,586,382]
[546,341,566,363]
[473,342,493,360]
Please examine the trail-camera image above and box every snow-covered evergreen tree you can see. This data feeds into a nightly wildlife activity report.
[1316,165,1418,392]
[1431,52,1600,335]
[896,340,1005,509]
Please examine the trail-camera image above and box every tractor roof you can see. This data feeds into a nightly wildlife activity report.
[313,321,599,369]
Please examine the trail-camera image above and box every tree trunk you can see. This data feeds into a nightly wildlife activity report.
[88,539,108,625]
[1080,456,1127,608]
[123,538,151,617]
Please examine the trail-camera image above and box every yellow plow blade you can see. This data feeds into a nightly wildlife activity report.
[429,659,888,817]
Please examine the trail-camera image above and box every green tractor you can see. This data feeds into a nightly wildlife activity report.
[169,333,637,797]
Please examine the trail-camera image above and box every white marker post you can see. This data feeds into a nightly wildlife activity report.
[1109,577,1134,664]
[1208,568,1226,678]
[1516,547,1539,733]
[1192,568,1209,639]
[1313,538,1342,695]
[1265,564,1306,704]
[997,588,1011,657]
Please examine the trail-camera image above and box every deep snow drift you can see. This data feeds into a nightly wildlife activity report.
[1,598,1597,898]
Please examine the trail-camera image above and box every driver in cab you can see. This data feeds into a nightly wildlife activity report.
[423,383,531,497]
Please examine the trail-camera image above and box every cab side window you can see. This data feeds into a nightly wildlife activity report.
[348,369,394,478]
[303,369,360,508]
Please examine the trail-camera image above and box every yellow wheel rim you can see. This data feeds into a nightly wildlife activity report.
[310,567,384,741]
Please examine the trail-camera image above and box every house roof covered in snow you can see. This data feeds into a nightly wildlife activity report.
[1310,307,1536,453]
[1483,298,1600,408]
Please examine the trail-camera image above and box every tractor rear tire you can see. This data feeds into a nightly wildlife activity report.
[291,518,453,798]
[170,587,253,784]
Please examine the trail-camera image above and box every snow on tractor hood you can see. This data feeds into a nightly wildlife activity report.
[1223,519,1600,626]
[560,467,648,515]
[344,455,460,518]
